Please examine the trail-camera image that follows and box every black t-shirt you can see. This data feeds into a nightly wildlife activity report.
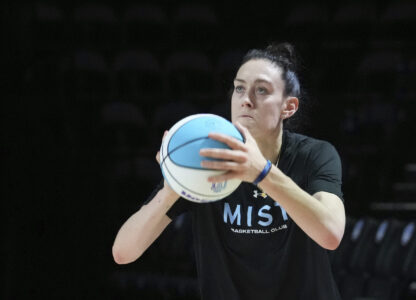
[147,130,343,300]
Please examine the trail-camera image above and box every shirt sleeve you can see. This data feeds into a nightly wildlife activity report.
[143,180,192,219]
[306,141,344,201]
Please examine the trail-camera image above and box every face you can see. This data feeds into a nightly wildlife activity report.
[231,59,288,140]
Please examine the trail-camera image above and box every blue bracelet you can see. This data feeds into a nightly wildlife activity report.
[253,160,272,185]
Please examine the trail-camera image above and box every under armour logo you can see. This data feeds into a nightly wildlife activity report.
[253,189,268,199]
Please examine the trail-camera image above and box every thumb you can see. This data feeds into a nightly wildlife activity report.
[162,130,169,141]
[234,121,251,143]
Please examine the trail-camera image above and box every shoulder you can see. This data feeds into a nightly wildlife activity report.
[284,130,337,157]
[283,131,342,174]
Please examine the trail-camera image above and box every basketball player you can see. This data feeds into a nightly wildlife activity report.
[113,42,345,299]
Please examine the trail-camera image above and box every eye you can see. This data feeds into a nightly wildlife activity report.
[235,85,245,93]
[256,87,268,95]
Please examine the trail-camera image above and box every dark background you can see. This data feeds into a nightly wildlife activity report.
[3,1,416,299]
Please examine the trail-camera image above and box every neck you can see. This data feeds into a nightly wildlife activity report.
[256,125,283,165]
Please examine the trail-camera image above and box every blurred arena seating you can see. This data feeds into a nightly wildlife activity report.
[15,1,416,299]
[331,218,416,299]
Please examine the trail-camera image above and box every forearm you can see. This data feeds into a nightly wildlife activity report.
[258,166,345,250]
[112,187,179,264]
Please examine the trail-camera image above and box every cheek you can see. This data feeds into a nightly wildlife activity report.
[262,104,282,126]
[230,95,238,116]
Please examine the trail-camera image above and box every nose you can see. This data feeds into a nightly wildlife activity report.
[242,93,254,108]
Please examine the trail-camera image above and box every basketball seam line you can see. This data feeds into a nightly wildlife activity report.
[161,151,233,199]
[160,137,234,199]
[162,136,219,170]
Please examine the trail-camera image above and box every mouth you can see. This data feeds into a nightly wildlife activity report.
[239,114,253,119]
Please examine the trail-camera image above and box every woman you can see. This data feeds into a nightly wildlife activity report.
[112,42,345,299]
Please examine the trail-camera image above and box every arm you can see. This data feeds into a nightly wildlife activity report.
[112,186,179,264]
[257,168,345,250]
[200,123,345,250]
[112,131,180,264]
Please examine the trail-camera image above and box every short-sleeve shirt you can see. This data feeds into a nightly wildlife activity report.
[147,130,343,300]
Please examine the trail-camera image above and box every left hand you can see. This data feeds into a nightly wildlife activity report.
[199,122,268,183]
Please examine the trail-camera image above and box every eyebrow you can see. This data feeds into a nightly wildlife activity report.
[234,78,273,85]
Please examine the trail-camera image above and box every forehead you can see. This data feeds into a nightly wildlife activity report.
[235,59,283,84]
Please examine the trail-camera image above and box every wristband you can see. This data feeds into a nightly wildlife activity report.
[253,160,272,185]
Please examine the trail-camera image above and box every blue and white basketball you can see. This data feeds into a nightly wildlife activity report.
[160,114,244,203]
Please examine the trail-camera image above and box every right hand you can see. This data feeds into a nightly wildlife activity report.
[156,131,180,199]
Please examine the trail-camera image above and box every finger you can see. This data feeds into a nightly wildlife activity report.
[207,171,239,182]
[199,148,247,163]
[234,122,251,142]
[207,132,246,151]
[200,160,241,171]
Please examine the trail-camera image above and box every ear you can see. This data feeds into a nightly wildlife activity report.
[281,97,299,119]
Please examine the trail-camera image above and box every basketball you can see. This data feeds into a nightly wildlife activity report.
[159,114,244,203]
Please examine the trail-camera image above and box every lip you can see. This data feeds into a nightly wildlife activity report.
[239,114,253,119]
